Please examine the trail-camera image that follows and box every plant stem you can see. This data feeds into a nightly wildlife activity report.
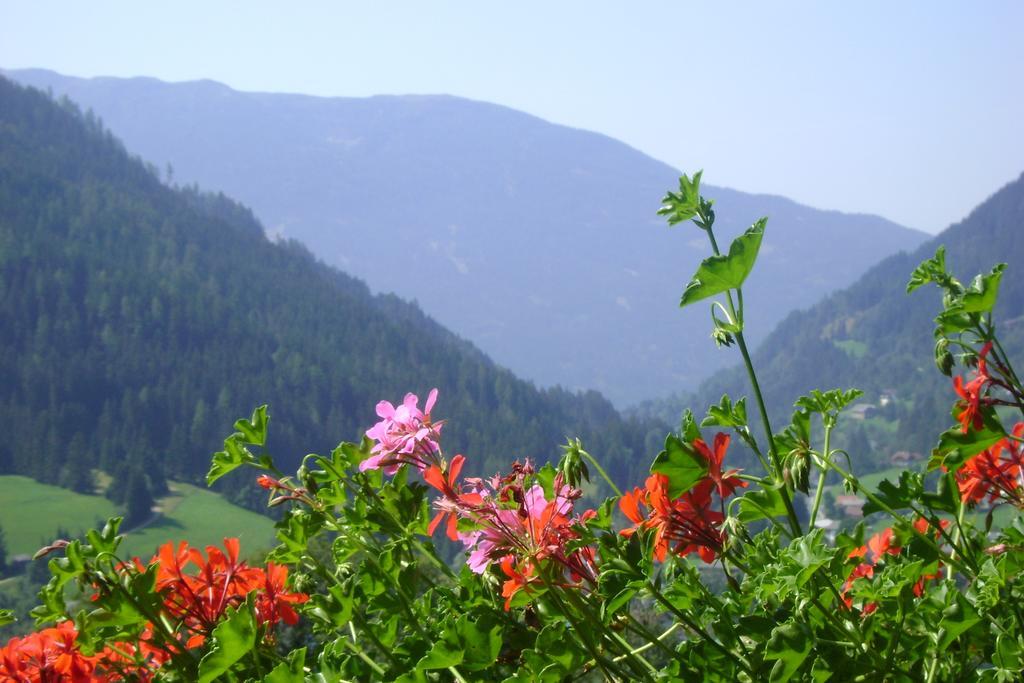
[703,222,803,537]
[809,425,833,529]
[538,574,634,681]
[614,621,681,662]
[645,581,752,675]
[555,580,655,679]
[580,447,623,497]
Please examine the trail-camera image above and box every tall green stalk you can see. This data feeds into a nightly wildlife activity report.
[703,222,803,536]
[809,424,832,529]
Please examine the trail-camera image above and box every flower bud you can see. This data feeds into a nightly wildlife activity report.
[557,438,591,488]
[934,338,954,376]
[33,539,70,560]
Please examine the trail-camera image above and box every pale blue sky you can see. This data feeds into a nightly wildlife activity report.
[1,1,1021,232]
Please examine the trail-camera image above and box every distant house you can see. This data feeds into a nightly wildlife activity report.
[890,450,923,467]
[835,494,864,518]
[848,403,874,421]
[813,517,840,543]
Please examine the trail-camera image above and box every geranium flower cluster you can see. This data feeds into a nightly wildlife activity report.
[144,538,308,652]
[2,538,309,682]
[618,433,745,563]
[430,462,598,610]
[954,422,1024,507]
[359,389,443,474]
[362,390,597,611]
[0,621,99,682]
[841,519,946,615]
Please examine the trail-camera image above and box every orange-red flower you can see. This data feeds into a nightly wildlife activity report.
[423,454,484,541]
[499,555,538,611]
[842,519,949,612]
[953,341,994,433]
[620,473,724,563]
[143,539,308,652]
[254,562,309,629]
[692,433,748,499]
[954,423,1024,506]
[0,621,97,682]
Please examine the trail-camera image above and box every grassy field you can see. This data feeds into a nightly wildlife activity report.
[119,482,275,559]
[0,476,118,555]
[0,476,275,560]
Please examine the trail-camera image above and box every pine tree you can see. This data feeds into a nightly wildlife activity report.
[123,469,154,528]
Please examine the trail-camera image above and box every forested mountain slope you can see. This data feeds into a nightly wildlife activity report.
[640,171,1024,471]
[0,77,663,508]
[4,68,928,405]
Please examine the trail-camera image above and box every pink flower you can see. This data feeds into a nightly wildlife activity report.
[360,389,444,474]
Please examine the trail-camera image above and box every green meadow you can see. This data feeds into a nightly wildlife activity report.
[0,476,274,561]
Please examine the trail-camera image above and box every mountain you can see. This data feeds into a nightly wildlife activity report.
[3,68,929,406]
[0,76,664,508]
[640,171,1024,472]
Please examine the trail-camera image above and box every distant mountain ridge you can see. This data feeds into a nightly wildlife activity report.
[4,68,929,405]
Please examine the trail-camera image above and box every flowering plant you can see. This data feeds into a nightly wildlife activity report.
[6,174,1024,681]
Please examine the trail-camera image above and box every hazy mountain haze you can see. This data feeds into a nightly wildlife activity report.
[2,3,1020,232]
[5,68,930,405]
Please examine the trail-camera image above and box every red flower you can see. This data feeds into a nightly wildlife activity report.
[145,538,306,651]
[954,423,1024,506]
[842,519,949,612]
[620,473,724,563]
[256,474,282,490]
[953,342,994,433]
[692,433,748,499]
[254,563,309,628]
[423,454,483,541]
[499,555,538,611]
[0,621,97,682]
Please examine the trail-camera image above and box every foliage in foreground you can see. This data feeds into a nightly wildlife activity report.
[5,174,1024,681]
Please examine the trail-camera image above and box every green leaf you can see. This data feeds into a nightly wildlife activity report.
[906,246,949,293]
[810,656,834,682]
[786,529,833,588]
[794,388,864,415]
[862,471,924,515]
[197,603,257,683]
[234,404,269,445]
[738,484,789,523]
[207,435,255,485]
[680,409,702,443]
[265,648,307,683]
[934,309,976,335]
[765,622,812,682]
[929,411,1006,471]
[417,636,463,671]
[650,433,708,498]
[658,171,704,226]
[417,615,501,672]
[702,395,748,428]
[960,264,1005,314]
[679,218,765,308]
[937,593,981,650]
[993,633,1024,672]
[0,609,13,627]
[455,615,502,671]
[920,472,960,514]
